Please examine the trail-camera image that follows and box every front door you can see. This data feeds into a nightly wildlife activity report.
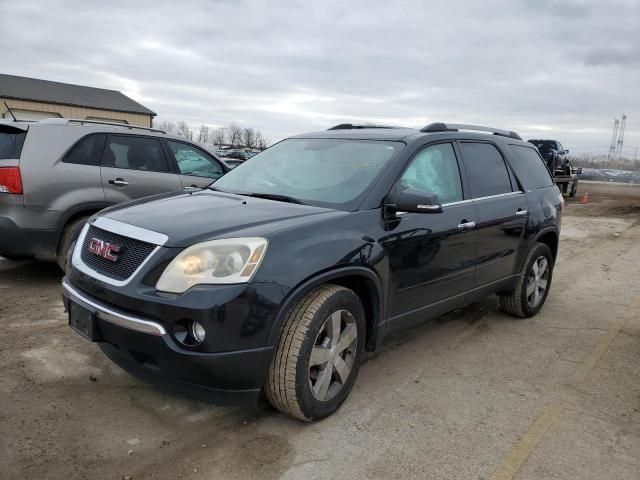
[383,143,478,327]
[458,141,529,286]
[101,134,183,203]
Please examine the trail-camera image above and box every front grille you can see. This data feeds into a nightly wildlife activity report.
[80,225,156,281]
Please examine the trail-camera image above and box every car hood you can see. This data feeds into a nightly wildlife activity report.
[101,190,343,247]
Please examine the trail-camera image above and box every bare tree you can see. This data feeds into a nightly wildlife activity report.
[157,120,176,133]
[228,123,243,147]
[212,128,226,146]
[242,127,256,149]
[257,132,269,150]
[176,121,193,140]
[197,124,209,144]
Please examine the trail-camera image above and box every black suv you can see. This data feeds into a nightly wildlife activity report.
[62,122,563,421]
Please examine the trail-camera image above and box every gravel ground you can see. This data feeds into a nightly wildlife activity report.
[1,182,639,480]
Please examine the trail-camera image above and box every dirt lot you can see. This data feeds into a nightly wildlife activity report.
[1,181,639,480]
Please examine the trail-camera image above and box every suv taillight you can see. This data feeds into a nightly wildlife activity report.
[0,167,23,194]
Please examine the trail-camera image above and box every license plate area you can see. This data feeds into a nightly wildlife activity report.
[68,301,99,341]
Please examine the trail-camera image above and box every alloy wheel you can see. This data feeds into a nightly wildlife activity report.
[526,256,549,308]
[308,309,358,401]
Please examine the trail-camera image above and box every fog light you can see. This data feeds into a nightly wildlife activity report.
[190,321,206,343]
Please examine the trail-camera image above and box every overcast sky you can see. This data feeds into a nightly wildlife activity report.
[1,0,639,155]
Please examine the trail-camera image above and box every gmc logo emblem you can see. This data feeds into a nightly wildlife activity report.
[88,238,121,262]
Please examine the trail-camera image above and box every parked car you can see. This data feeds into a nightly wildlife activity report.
[225,150,253,161]
[62,122,562,421]
[0,118,228,269]
[221,158,245,169]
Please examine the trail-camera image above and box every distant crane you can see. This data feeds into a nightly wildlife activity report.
[608,118,620,161]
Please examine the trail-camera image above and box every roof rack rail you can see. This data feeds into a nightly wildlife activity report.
[327,123,400,131]
[64,118,165,133]
[420,122,522,140]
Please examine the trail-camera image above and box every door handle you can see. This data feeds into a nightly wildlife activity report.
[515,209,529,217]
[458,221,476,231]
[108,178,129,187]
[183,185,200,192]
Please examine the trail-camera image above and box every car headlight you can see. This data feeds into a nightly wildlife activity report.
[156,237,268,293]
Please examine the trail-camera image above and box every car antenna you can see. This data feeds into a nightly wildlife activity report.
[3,102,17,121]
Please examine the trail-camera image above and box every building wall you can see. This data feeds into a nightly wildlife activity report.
[0,97,152,127]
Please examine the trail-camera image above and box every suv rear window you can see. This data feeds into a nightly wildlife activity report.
[508,145,555,189]
[459,142,513,198]
[0,128,26,159]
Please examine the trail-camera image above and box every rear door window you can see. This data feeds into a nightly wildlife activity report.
[63,134,107,166]
[0,129,26,159]
[507,145,555,189]
[103,136,169,172]
[459,142,513,198]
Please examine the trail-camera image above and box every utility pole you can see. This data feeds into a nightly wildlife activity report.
[616,114,626,158]
[608,118,619,161]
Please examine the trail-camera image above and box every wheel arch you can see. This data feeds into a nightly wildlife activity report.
[532,228,559,263]
[55,202,110,249]
[268,266,385,352]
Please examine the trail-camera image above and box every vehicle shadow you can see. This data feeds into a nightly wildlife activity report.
[0,258,63,286]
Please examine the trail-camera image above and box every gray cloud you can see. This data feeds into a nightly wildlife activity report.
[0,0,638,154]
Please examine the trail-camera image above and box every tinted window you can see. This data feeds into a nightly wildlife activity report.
[399,143,462,203]
[0,130,26,159]
[459,142,513,198]
[214,138,400,209]
[168,141,224,179]
[63,134,106,166]
[103,136,169,172]
[508,145,554,189]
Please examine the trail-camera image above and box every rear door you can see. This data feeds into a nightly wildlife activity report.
[458,141,529,287]
[165,140,226,191]
[384,142,478,323]
[101,134,183,203]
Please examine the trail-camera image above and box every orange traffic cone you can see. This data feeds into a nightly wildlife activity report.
[580,191,589,204]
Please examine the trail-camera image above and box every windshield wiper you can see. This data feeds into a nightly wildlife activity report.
[208,186,303,204]
[243,192,304,204]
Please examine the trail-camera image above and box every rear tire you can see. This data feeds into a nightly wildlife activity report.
[265,284,365,421]
[56,216,88,272]
[500,243,554,318]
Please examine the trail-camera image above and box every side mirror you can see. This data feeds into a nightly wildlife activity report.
[395,187,443,214]
[564,149,570,154]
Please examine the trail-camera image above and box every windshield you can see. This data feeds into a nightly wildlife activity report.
[213,138,401,209]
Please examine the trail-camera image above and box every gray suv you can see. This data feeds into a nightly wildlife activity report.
[0,118,228,268]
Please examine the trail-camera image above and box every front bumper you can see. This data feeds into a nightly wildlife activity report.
[62,280,276,402]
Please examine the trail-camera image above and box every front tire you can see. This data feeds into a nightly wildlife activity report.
[265,284,365,421]
[500,243,554,318]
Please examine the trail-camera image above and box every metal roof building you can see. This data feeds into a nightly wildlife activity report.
[0,73,156,127]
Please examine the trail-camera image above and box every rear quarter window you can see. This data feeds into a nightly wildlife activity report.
[507,145,555,189]
[0,128,26,159]
[63,134,107,166]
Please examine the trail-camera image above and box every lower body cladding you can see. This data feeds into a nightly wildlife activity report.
[61,279,287,404]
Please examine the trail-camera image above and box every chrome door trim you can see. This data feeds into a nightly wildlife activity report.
[442,191,525,208]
